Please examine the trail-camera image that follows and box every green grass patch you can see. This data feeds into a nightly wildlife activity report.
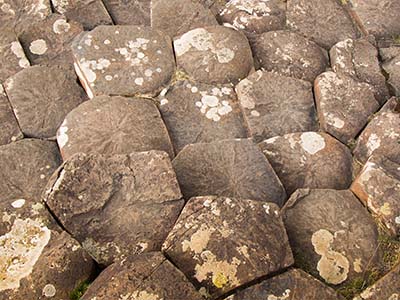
[69,280,91,300]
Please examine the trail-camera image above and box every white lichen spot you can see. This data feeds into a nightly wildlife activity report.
[354,258,362,273]
[130,290,161,300]
[11,199,25,208]
[42,284,56,297]
[251,110,260,117]
[191,86,198,93]
[300,132,326,155]
[53,19,70,34]
[395,216,400,225]
[366,133,381,155]
[135,77,144,86]
[182,224,214,254]
[267,289,291,300]
[104,39,111,45]
[105,75,113,81]
[57,120,69,148]
[160,99,168,105]
[10,42,30,68]
[29,39,48,55]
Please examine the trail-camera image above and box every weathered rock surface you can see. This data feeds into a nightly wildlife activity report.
[72,25,175,98]
[81,252,203,300]
[4,65,86,139]
[163,196,294,298]
[51,0,113,30]
[19,14,83,66]
[0,84,23,145]
[173,139,287,205]
[159,81,247,153]
[252,30,328,82]
[286,0,359,49]
[225,268,345,300]
[235,70,318,142]
[195,0,229,16]
[330,38,390,103]
[351,154,400,236]
[102,0,151,25]
[44,151,184,266]
[314,71,379,144]
[218,0,286,35]
[259,132,353,195]
[151,0,218,38]
[380,47,400,97]
[174,26,253,84]
[57,95,174,160]
[0,139,61,202]
[282,189,381,285]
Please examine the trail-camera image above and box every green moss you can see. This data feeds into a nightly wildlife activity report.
[293,251,314,274]
[378,233,400,271]
[171,69,190,84]
[69,280,91,300]
[393,36,400,45]
[340,0,349,5]
[337,269,380,299]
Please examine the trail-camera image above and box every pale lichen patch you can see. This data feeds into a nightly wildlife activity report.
[29,39,48,55]
[182,224,214,254]
[10,42,30,68]
[42,284,56,297]
[300,132,326,155]
[53,19,70,34]
[57,119,69,149]
[11,199,26,208]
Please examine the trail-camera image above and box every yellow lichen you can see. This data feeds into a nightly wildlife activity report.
[212,272,228,288]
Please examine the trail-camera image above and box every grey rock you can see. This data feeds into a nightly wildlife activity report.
[380,46,400,97]
[102,0,150,25]
[0,84,23,145]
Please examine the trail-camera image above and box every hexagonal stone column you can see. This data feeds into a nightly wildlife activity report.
[174,26,254,84]
[195,0,228,16]
[286,0,359,49]
[330,38,389,103]
[259,132,353,195]
[4,65,86,139]
[57,95,174,160]
[0,84,22,145]
[81,252,203,300]
[102,0,151,25]
[71,25,175,98]
[163,196,294,298]
[351,154,400,236]
[252,30,329,83]
[172,139,287,206]
[0,139,61,202]
[380,47,400,96]
[282,189,381,286]
[235,70,318,142]
[159,81,247,153]
[44,151,184,266]
[225,269,345,300]
[314,71,379,144]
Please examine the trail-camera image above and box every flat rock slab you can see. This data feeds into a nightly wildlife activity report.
[81,252,203,300]
[235,70,318,142]
[44,151,184,266]
[57,95,174,160]
[315,71,379,144]
[151,0,217,38]
[252,30,328,82]
[159,81,247,153]
[286,0,359,49]
[330,38,389,104]
[225,268,345,300]
[72,25,175,98]
[218,0,286,35]
[351,154,400,236]
[19,13,83,66]
[353,262,400,300]
[172,139,287,206]
[349,0,400,40]
[282,189,381,286]
[0,139,61,202]
[163,196,293,298]
[4,65,86,139]
[380,47,400,97]
[259,132,353,195]
[0,85,23,145]
[174,26,253,84]
[353,108,400,164]
[102,0,150,25]
[52,0,113,30]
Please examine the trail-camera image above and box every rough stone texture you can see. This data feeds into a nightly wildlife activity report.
[195,0,228,16]
[286,0,359,49]
[72,25,175,98]
[4,65,86,139]
[0,139,61,202]
[348,0,400,40]
[0,0,52,34]
[259,132,353,195]
[225,268,345,300]
[353,262,400,300]
[314,71,379,144]
[51,0,113,30]
[0,84,23,146]
[81,252,203,300]
[252,30,329,83]
[235,70,318,142]
[151,0,218,38]
[218,0,286,35]
[44,151,184,266]
[353,106,400,164]
[174,26,253,84]
[57,95,174,160]
[282,189,381,286]
[380,47,400,97]
[351,154,400,236]
[0,30,30,82]
[172,139,287,206]
[163,196,294,298]
[159,81,247,153]
[102,0,150,25]
[19,13,83,66]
